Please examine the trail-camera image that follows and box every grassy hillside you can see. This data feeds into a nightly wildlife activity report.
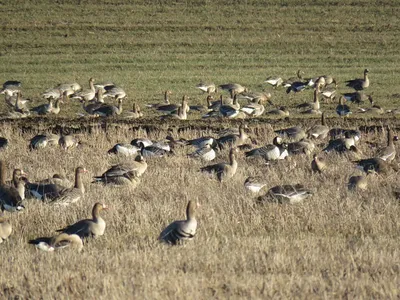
[0,1,400,299]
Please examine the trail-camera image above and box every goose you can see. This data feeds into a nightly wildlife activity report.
[29,133,60,150]
[37,174,72,188]
[146,90,172,109]
[2,80,21,89]
[93,164,141,187]
[301,87,321,114]
[161,98,189,120]
[57,202,108,238]
[139,143,171,158]
[0,162,25,212]
[244,177,267,193]
[353,157,395,175]
[264,77,283,88]
[81,88,105,115]
[287,138,315,155]
[47,167,87,206]
[329,128,361,142]
[6,91,30,110]
[282,70,304,87]
[185,136,218,149]
[274,126,306,141]
[240,91,273,105]
[348,175,368,191]
[50,233,83,252]
[196,82,216,94]
[49,96,63,115]
[258,184,313,204]
[92,98,123,117]
[345,69,369,91]
[31,98,53,115]
[59,135,79,150]
[200,148,238,182]
[320,85,336,103]
[205,95,221,112]
[26,179,66,201]
[285,72,309,93]
[159,200,199,245]
[323,131,356,153]
[240,98,265,117]
[120,103,143,119]
[307,112,329,139]
[103,85,126,100]
[219,83,248,98]
[187,144,216,161]
[9,169,27,200]
[131,138,153,148]
[245,136,288,161]
[336,96,352,117]
[376,126,398,161]
[311,154,326,173]
[343,91,370,104]
[94,81,115,91]
[219,93,240,118]
[0,82,21,96]
[266,106,290,117]
[217,124,248,148]
[0,213,12,243]
[71,78,96,101]
[41,88,62,100]
[358,97,384,115]
[107,143,140,156]
[55,82,81,94]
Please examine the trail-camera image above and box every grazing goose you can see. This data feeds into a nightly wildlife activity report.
[274,126,306,141]
[187,144,216,161]
[311,154,326,173]
[267,106,289,117]
[59,135,79,150]
[0,213,12,243]
[0,162,25,212]
[376,126,398,161]
[345,69,369,91]
[264,77,283,88]
[245,136,288,161]
[196,82,216,94]
[219,83,248,98]
[107,143,140,156]
[287,139,315,155]
[336,96,352,117]
[217,124,248,148]
[103,85,126,100]
[353,157,395,175]
[29,134,60,150]
[240,91,273,105]
[159,200,199,245]
[92,98,123,117]
[200,148,238,182]
[92,165,141,188]
[323,131,356,153]
[71,78,96,101]
[307,112,329,139]
[57,202,107,238]
[258,184,313,204]
[120,103,143,119]
[48,167,87,206]
[348,175,368,191]
[244,177,267,193]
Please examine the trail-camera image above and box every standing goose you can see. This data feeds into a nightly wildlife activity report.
[0,213,12,243]
[161,97,189,120]
[156,94,190,115]
[307,112,329,139]
[57,202,108,238]
[345,69,369,91]
[159,200,199,245]
[0,162,25,212]
[219,93,241,118]
[48,167,87,206]
[376,126,398,161]
[200,148,238,182]
[71,78,96,101]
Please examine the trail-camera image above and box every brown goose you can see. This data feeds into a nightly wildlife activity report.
[57,202,108,238]
[59,135,79,150]
[348,175,368,191]
[93,98,123,117]
[217,124,248,148]
[50,233,83,252]
[200,148,238,182]
[71,78,96,101]
[120,103,143,119]
[345,69,369,91]
[311,154,326,173]
[81,88,105,115]
[376,126,398,161]
[0,213,12,243]
[219,83,248,98]
[0,162,25,212]
[307,112,329,139]
[159,200,199,245]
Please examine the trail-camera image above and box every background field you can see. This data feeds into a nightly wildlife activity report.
[0,0,400,299]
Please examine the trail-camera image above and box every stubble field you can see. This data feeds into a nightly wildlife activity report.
[0,1,400,299]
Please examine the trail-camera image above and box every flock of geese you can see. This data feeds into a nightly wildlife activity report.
[0,68,399,251]
[1,69,399,119]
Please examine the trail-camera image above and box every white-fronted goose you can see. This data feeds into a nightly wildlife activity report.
[274,126,306,141]
[156,94,190,115]
[240,91,273,105]
[267,106,289,117]
[41,88,61,100]
[258,184,312,204]
[59,135,79,150]
[92,164,141,188]
[301,87,321,115]
[200,148,238,182]
[345,69,369,91]
[0,213,12,243]
[307,112,329,139]
[217,124,248,148]
[188,144,216,161]
[107,143,140,156]
[336,96,352,117]
[320,86,336,103]
[245,136,288,161]
[311,154,326,173]
[159,200,199,245]
[48,167,87,206]
[139,143,171,158]
[71,78,96,101]
[196,82,216,94]
[57,202,107,238]
[348,175,368,191]
[50,233,83,252]
[161,98,189,120]
[103,85,126,100]
[131,138,153,148]
[244,176,267,193]
[0,162,25,212]
[6,91,30,110]
[264,77,283,88]
[329,128,361,142]
[94,81,115,91]
[376,126,398,161]
[120,103,143,119]
[358,96,384,115]
[219,83,248,98]
[93,98,123,117]
[240,98,265,117]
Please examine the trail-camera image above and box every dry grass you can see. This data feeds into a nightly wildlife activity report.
[0,122,399,299]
